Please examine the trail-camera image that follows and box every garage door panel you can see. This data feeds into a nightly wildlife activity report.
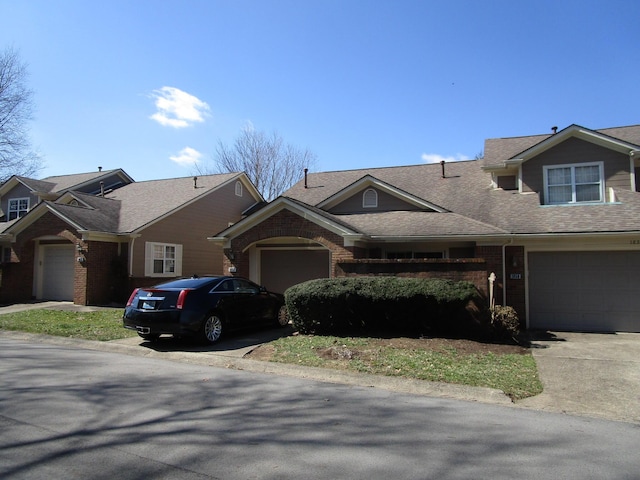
[260,250,329,294]
[529,251,640,332]
[41,245,74,301]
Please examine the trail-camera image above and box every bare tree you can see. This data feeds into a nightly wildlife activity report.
[0,46,42,182]
[203,123,316,201]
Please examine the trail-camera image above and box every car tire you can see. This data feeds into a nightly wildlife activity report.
[138,333,160,342]
[201,313,224,344]
[276,305,289,327]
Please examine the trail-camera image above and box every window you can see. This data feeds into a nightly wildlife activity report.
[387,251,444,259]
[235,181,243,197]
[544,162,604,204]
[363,188,378,208]
[8,198,29,220]
[144,242,183,277]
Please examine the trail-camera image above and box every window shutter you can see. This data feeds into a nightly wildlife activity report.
[144,242,154,276]
[175,244,183,276]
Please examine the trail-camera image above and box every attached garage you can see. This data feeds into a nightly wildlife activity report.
[39,244,75,301]
[260,249,330,294]
[528,251,640,332]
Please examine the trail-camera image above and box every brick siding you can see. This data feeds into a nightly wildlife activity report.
[336,258,488,294]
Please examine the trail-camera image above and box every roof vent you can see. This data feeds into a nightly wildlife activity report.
[98,166,102,172]
[440,160,446,179]
[304,168,308,188]
[193,176,198,189]
[551,126,558,134]
[100,181,104,197]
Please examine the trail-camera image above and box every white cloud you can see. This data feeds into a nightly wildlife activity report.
[421,153,470,164]
[149,86,210,128]
[169,147,203,166]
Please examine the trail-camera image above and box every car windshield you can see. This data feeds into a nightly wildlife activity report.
[152,277,223,290]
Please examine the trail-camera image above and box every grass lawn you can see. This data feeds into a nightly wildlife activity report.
[0,309,542,400]
[0,308,137,341]
[248,334,542,400]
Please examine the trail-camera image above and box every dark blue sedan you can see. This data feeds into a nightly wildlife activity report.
[123,276,287,344]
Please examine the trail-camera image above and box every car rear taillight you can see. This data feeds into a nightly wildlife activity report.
[126,288,140,307]
[176,289,191,309]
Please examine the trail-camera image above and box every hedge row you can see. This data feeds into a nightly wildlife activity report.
[284,277,486,336]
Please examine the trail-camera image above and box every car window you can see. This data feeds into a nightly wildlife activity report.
[232,279,259,294]
[155,277,222,289]
[213,280,234,292]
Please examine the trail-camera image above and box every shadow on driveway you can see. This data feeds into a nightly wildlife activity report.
[131,324,295,356]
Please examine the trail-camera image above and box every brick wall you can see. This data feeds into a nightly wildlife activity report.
[85,241,122,305]
[475,245,503,304]
[0,213,80,304]
[227,209,353,278]
[0,212,129,306]
[336,258,488,294]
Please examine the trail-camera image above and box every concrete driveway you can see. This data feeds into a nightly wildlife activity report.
[517,331,640,423]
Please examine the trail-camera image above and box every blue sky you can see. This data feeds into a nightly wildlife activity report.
[2,0,639,182]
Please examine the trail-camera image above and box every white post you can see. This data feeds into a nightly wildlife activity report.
[488,272,496,309]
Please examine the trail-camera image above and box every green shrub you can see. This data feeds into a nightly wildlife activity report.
[284,277,483,336]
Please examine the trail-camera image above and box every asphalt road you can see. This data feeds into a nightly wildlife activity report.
[1,337,639,480]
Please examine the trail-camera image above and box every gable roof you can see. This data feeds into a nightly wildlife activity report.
[41,168,134,194]
[0,176,56,197]
[278,125,640,238]
[0,169,134,199]
[317,174,447,212]
[285,160,491,218]
[210,196,364,247]
[483,124,640,168]
[107,173,261,233]
[2,172,262,239]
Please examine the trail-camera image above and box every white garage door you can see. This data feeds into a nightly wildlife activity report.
[41,245,75,301]
[528,251,640,332]
[260,250,330,294]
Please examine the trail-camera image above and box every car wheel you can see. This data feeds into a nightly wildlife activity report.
[138,333,160,342]
[276,305,289,327]
[201,313,224,344]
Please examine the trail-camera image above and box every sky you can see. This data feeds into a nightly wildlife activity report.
[2,0,640,182]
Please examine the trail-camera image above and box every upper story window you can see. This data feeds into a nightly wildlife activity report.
[235,181,243,197]
[8,198,30,220]
[362,188,378,208]
[544,162,604,204]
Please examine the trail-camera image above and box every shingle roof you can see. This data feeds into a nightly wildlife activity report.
[483,124,640,167]
[282,134,640,237]
[106,173,241,232]
[3,172,249,237]
[286,160,490,212]
[45,193,121,232]
[41,169,129,193]
[14,176,57,193]
[336,211,507,237]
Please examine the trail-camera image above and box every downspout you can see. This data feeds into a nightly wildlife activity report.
[630,150,638,192]
[129,236,136,277]
[502,237,513,306]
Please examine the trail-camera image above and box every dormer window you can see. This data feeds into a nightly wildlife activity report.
[8,198,29,220]
[363,188,378,208]
[544,162,604,204]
